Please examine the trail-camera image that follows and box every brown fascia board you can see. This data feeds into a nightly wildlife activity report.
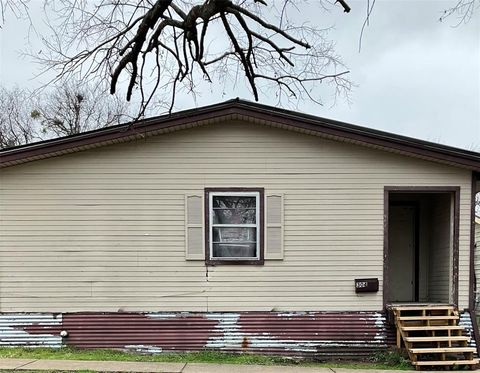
[0,103,238,166]
[238,104,480,171]
[1,98,480,170]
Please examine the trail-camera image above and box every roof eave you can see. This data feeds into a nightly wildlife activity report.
[1,99,480,171]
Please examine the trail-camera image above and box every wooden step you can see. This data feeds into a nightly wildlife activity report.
[392,305,455,311]
[405,336,470,342]
[398,315,459,321]
[412,359,479,366]
[410,347,476,354]
[392,304,476,369]
[402,325,464,331]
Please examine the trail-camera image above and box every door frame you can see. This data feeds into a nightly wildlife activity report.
[383,186,460,309]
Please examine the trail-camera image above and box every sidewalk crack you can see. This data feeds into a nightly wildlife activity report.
[328,368,336,373]
[14,359,38,370]
[180,362,188,372]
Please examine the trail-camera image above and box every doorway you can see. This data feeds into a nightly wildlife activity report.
[384,188,459,306]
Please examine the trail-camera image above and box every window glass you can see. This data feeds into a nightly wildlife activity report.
[212,196,256,224]
[212,243,257,258]
[208,192,260,261]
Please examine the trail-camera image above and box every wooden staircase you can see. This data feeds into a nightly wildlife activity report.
[392,305,479,370]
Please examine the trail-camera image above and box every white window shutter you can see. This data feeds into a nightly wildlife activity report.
[265,193,284,260]
[185,195,204,260]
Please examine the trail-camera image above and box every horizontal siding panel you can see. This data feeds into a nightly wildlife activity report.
[0,299,382,311]
[0,192,390,200]
[1,182,468,190]
[1,222,386,230]
[1,170,467,178]
[0,253,384,260]
[0,283,381,290]
[0,120,472,312]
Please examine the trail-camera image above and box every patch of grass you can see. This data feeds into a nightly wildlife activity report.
[370,348,412,370]
[0,347,289,365]
[0,347,414,370]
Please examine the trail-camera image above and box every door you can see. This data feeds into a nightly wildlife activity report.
[389,205,416,302]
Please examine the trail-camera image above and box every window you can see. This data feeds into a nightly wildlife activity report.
[205,188,264,264]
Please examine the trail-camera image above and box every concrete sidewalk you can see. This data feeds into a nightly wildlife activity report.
[0,358,425,372]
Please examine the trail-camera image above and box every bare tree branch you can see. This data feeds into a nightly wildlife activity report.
[0,86,37,148]
[440,0,479,25]
[0,79,133,149]
[33,78,133,137]
[25,0,353,116]
[0,0,29,27]
[336,0,351,13]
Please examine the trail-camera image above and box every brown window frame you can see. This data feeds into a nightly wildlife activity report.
[205,187,264,265]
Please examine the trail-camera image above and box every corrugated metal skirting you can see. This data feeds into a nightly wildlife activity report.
[0,311,396,358]
[459,311,478,351]
[0,314,63,348]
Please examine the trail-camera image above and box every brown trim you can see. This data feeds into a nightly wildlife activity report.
[453,188,460,307]
[435,187,459,307]
[383,186,461,309]
[383,189,390,307]
[414,204,420,302]
[204,187,265,266]
[468,173,480,360]
[236,107,480,171]
[0,109,235,165]
[2,99,480,170]
[470,172,478,310]
[384,186,462,193]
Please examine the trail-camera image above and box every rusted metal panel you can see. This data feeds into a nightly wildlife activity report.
[204,312,394,358]
[0,314,62,347]
[16,311,395,358]
[62,313,219,350]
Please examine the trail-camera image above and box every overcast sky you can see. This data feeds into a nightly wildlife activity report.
[0,0,479,150]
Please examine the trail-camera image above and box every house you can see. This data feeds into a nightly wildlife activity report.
[1,99,479,363]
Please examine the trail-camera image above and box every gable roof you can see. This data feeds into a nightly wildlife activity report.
[1,98,480,170]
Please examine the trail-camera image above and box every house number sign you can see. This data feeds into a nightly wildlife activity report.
[354,278,379,293]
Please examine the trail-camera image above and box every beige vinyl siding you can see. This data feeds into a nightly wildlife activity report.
[476,223,480,245]
[418,202,430,302]
[428,194,453,303]
[0,121,473,312]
